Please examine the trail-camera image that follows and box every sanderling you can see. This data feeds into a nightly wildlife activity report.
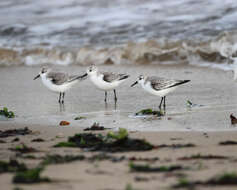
[34,67,85,104]
[131,75,190,109]
[81,65,129,103]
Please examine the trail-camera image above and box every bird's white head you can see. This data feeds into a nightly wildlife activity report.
[33,67,49,80]
[86,65,98,76]
[131,75,145,87]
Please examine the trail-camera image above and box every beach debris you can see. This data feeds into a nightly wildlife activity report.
[125,184,137,190]
[157,143,195,149]
[170,138,183,141]
[230,114,237,125]
[186,100,204,108]
[0,139,6,143]
[0,127,32,138]
[219,140,237,145]
[74,116,86,120]
[54,128,154,152]
[59,120,70,126]
[173,172,237,188]
[0,107,15,118]
[129,162,185,173]
[41,154,85,165]
[0,159,27,173]
[12,138,20,142]
[31,138,45,142]
[134,176,150,182]
[203,132,209,138]
[135,108,164,117]
[10,144,38,154]
[178,154,229,161]
[84,122,110,131]
[13,167,50,184]
[129,156,159,162]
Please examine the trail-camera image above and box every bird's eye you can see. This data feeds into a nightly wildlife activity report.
[89,69,92,72]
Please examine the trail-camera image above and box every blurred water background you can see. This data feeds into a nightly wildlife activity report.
[0,0,237,69]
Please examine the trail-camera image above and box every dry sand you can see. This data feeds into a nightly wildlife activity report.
[1,65,237,190]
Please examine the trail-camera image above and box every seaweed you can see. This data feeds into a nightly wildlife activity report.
[12,138,20,142]
[10,144,38,153]
[13,167,50,184]
[0,127,32,138]
[158,143,195,149]
[0,139,6,143]
[0,159,27,173]
[74,116,86,120]
[135,108,164,117]
[54,141,77,148]
[219,141,237,145]
[129,162,185,173]
[31,138,45,142]
[87,153,125,162]
[84,122,111,131]
[125,184,137,190]
[207,172,237,185]
[129,156,159,162]
[54,128,154,152]
[186,100,203,108]
[178,154,229,160]
[41,154,85,165]
[0,107,15,118]
[173,172,237,188]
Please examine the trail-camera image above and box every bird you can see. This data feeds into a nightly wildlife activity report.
[80,65,130,103]
[131,75,190,109]
[33,67,86,104]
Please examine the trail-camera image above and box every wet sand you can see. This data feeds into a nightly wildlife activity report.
[1,65,237,189]
[0,64,237,131]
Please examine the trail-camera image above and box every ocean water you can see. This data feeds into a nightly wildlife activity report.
[0,0,237,69]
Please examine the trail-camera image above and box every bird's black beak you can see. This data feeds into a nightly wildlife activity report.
[131,81,138,87]
[33,74,40,80]
[79,73,88,79]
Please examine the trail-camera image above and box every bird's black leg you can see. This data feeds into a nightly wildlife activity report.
[113,89,117,103]
[104,91,107,103]
[62,92,65,104]
[163,96,166,110]
[159,97,164,109]
[58,92,61,103]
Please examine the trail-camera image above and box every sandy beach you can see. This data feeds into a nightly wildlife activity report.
[0,65,237,190]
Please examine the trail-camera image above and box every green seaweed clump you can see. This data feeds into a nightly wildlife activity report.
[135,108,164,117]
[208,172,237,185]
[107,128,128,140]
[74,116,86,120]
[53,141,77,148]
[0,159,27,173]
[0,107,15,118]
[10,144,38,154]
[54,128,154,152]
[13,167,50,184]
[129,162,184,173]
[42,154,85,165]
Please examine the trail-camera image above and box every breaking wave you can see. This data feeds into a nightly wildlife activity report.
[1,31,237,70]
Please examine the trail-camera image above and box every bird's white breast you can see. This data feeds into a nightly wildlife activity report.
[41,75,76,93]
[90,74,121,91]
[142,82,177,97]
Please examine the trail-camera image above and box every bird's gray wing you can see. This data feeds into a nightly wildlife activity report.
[46,72,69,85]
[147,76,181,91]
[102,72,129,82]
